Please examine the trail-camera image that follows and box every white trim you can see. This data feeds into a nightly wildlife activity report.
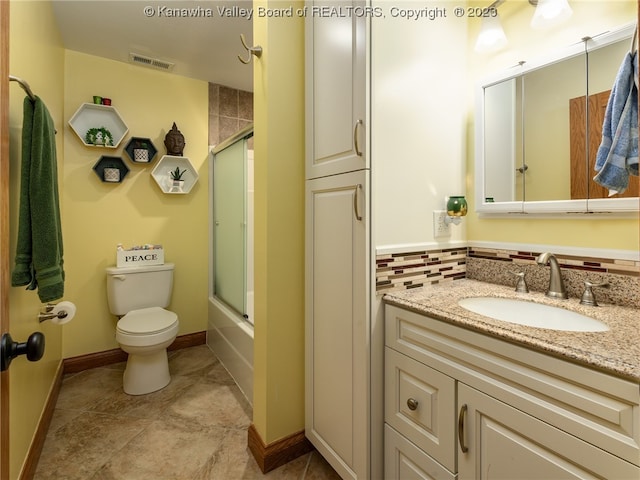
[468,241,639,262]
[376,241,467,256]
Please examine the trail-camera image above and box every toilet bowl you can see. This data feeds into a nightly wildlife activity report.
[106,263,179,395]
[116,307,179,395]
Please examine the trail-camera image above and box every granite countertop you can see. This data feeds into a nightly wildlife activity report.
[383,279,640,382]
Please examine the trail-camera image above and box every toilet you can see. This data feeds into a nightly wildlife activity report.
[106,263,179,395]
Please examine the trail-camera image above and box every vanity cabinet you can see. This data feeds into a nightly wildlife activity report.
[384,304,640,479]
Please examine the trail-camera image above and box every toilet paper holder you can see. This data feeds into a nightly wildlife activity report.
[38,303,69,323]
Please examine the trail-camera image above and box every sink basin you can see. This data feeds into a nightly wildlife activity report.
[458,297,609,332]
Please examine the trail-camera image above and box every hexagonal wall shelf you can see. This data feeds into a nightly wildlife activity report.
[92,156,130,183]
[151,155,198,194]
[125,137,158,164]
[69,103,129,148]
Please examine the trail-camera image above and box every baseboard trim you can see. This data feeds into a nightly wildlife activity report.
[247,423,314,474]
[168,331,206,352]
[19,360,64,480]
[62,331,206,374]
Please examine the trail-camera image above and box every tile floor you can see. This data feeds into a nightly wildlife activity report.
[34,345,342,480]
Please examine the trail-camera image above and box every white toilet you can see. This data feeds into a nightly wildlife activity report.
[106,263,179,395]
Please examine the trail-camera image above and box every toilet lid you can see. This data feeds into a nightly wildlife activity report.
[117,307,178,334]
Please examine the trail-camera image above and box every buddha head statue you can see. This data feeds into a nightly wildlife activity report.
[164,122,185,156]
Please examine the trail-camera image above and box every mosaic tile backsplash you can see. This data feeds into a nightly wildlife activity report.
[377,245,640,309]
[376,247,467,293]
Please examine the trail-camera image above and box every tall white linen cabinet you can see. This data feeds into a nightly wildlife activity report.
[304,1,371,479]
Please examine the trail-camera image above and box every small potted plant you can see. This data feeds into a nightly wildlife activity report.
[103,163,120,183]
[168,166,187,193]
[85,126,114,147]
[133,140,149,162]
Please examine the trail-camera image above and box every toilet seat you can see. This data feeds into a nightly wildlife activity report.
[117,307,178,335]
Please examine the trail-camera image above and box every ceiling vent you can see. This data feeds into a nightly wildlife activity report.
[129,53,175,72]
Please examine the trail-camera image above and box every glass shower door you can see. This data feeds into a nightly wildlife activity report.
[213,138,247,317]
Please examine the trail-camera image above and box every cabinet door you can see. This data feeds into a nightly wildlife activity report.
[457,383,640,480]
[305,170,369,479]
[305,0,367,179]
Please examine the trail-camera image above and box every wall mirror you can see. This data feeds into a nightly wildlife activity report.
[475,23,638,215]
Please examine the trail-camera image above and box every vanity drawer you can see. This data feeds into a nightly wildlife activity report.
[385,347,456,472]
[385,304,640,467]
[385,424,456,480]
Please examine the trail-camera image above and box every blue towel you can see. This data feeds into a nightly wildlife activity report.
[593,50,639,194]
[11,96,65,303]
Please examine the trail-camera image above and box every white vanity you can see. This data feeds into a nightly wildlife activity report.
[383,280,640,479]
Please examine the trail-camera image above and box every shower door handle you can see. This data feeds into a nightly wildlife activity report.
[353,184,363,221]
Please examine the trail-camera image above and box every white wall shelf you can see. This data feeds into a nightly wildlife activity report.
[151,155,198,194]
[69,103,129,148]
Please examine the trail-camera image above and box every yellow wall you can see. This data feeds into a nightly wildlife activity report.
[8,3,209,475]
[8,2,65,478]
[252,0,306,444]
[466,0,639,251]
[62,51,209,358]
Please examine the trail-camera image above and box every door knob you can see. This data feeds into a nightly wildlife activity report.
[0,332,45,372]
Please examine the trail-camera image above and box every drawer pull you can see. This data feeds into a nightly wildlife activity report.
[458,404,468,453]
[406,398,419,411]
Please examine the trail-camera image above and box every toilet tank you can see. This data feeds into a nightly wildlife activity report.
[106,263,174,315]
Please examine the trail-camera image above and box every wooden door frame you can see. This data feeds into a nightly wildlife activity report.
[0,0,10,478]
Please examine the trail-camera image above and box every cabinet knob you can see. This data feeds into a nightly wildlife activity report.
[406,398,419,411]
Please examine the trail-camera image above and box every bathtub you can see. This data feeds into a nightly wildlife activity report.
[207,295,253,403]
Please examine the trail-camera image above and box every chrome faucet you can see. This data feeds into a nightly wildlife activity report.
[536,253,568,299]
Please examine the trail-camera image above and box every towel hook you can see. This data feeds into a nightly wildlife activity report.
[9,75,36,102]
[238,34,262,64]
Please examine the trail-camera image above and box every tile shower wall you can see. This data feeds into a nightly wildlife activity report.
[376,245,639,308]
[208,83,253,146]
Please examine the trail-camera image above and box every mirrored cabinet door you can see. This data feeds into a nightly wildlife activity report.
[475,23,638,215]
[583,35,639,200]
[524,51,586,203]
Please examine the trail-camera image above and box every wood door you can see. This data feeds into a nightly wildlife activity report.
[570,90,639,199]
[0,1,10,478]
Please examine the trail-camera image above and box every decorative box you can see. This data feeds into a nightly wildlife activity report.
[116,247,164,267]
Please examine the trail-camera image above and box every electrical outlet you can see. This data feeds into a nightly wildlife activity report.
[433,210,451,237]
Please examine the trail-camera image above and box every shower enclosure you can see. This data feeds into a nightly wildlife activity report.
[207,124,254,402]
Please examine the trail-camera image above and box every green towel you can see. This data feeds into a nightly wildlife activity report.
[12,96,65,303]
